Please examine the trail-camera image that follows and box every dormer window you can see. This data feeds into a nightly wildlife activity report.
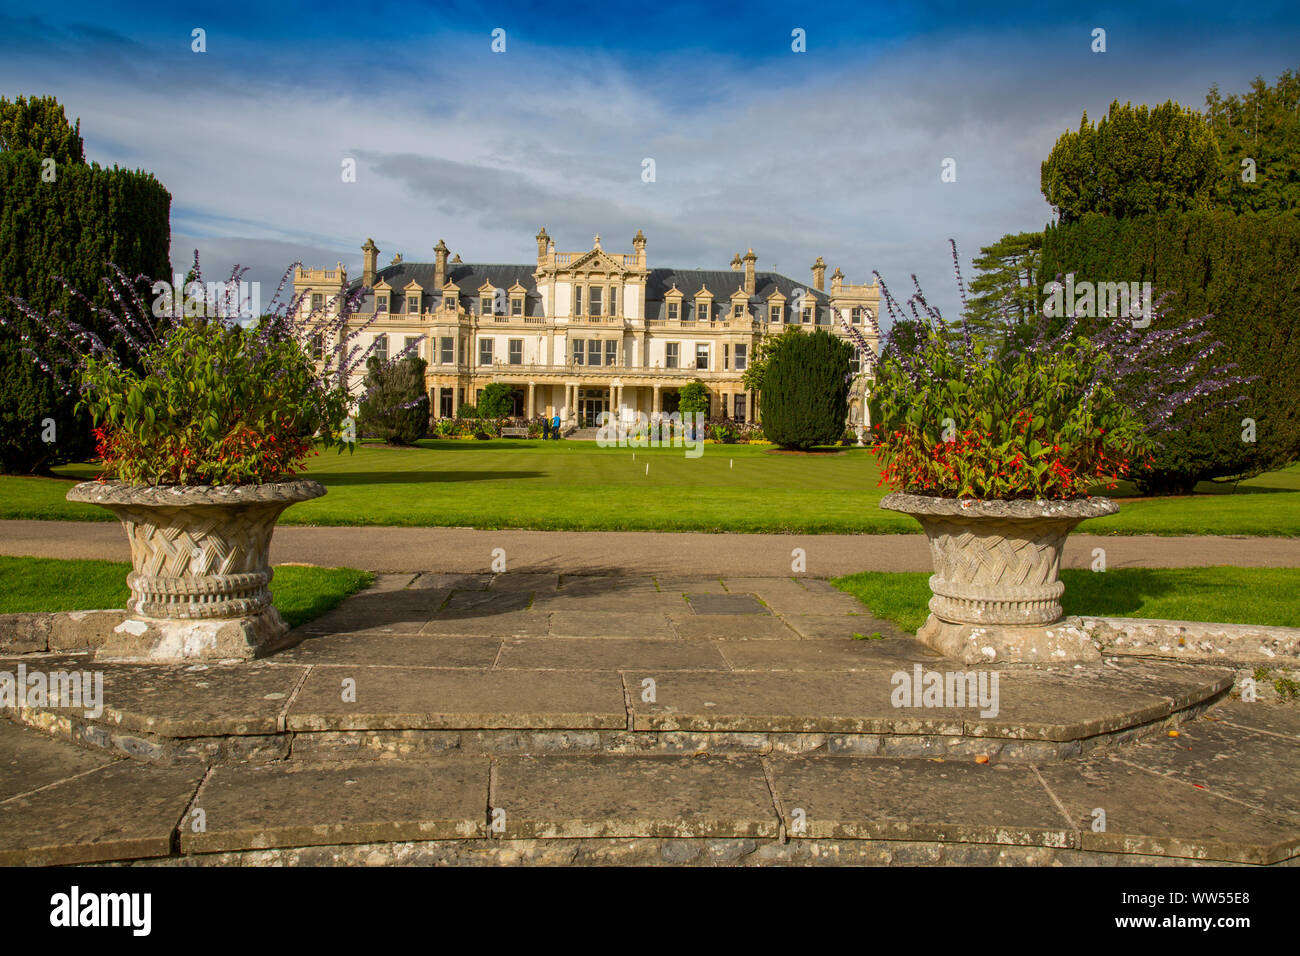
[733,303,744,318]
[407,295,420,313]
[668,302,679,321]
[696,302,708,323]
[769,304,783,324]
[802,308,813,325]
[481,295,493,315]
[444,295,456,311]
[511,296,523,316]
[377,295,389,313]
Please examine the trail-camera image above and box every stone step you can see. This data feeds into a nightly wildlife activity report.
[2,702,1298,866]
[3,649,1232,766]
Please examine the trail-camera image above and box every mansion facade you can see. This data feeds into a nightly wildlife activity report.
[294,229,881,428]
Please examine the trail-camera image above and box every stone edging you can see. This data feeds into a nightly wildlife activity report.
[880,492,1119,520]
[65,479,326,507]
[1083,617,1300,664]
[0,610,126,655]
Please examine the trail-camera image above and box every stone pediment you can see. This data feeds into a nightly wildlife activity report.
[564,248,628,275]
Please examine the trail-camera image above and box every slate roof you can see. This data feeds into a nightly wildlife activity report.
[349,262,831,322]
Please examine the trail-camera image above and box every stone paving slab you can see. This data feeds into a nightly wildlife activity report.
[534,592,687,613]
[556,575,659,595]
[1036,755,1300,864]
[0,756,203,865]
[1209,700,1300,739]
[658,576,728,593]
[488,573,559,593]
[496,638,729,671]
[287,667,628,731]
[1114,719,1300,818]
[778,614,900,640]
[715,638,941,671]
[280,634,503,668]
[419,611,549,638]
[548,610,677,639]
[0,718,111,801]
[493,754,779,839]
[411,573,491,591]
[686,594,769,615]
[767,755,1073,847]
[181,757,488,854]
[966,667,1182,742]
[3,656,308,737]
[668,615,802,641]
[440,590,534,614]
[627,671,970,734]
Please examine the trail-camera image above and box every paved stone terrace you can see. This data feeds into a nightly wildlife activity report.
[1,572,1297,866]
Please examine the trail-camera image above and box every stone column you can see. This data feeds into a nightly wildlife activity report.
[653,384,661,414]
[452,384,460,416]
[527,382,535,418]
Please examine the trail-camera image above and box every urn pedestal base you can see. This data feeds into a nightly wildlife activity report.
[97,606,293,662]
[881,493,1119,665]
[65,480,325,663]
[917,614,1101,665]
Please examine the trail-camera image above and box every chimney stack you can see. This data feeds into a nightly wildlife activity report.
[434,239,449,290]
[361,238,378,288]
[730,254,742,271]
[812,256,826,292]
[632,229,647,268]
[743,248,757,296]
[535,227,550,262]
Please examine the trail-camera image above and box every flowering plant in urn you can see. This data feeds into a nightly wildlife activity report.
[5,254,421,661]
[860,242,1244,663]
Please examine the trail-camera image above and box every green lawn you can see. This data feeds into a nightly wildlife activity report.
[0,556,373,629]
[2,439,1299,535]
[833,567,1300,632]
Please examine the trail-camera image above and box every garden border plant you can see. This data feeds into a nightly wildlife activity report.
[4,253,419,661]
[858,241,1247,663]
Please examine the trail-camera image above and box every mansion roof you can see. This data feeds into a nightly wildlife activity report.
[352,263,830,318]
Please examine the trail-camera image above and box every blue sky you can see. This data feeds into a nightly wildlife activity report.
[2,0,1297,326]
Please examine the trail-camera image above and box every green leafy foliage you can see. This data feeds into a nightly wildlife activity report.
[0,95,84,165]
[358,354,429,445]
[761,329,852,450]
[1206,69,1300,214]
[1039,209,1300,488]
[1041,100,1222,223]
[477,381,516,419]
[678,380,710,415]
[79,318,352,485]
[0,96,170,474]
[741,325,802,393]
[870,326,1150,500]
[960,231,1042,346]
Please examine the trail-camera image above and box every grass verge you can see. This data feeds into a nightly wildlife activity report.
[832,567,1300,632]
[0,556,373,629]
[0,441,1297,535]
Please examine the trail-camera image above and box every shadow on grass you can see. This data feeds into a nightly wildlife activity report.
[314,470,545,486]
[1059,568,1176,617]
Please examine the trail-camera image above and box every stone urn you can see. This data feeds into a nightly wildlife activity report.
[66,480,325,662]
[880,492,1118,664]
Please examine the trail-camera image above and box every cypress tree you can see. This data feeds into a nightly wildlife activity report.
[0,95,170,473]
[760,329,852,450]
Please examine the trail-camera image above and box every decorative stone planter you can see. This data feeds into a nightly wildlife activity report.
[880,492,1119,664]
[65,480,326,662]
